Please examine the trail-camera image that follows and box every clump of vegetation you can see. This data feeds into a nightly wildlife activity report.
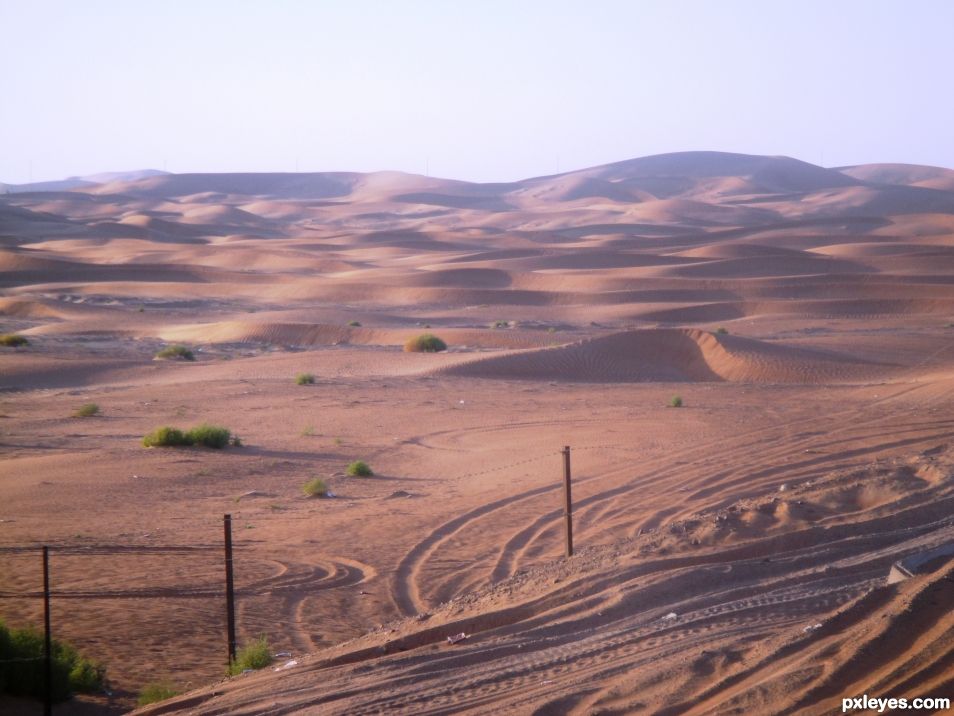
[186,424,231,449]
[142,424,232,448]
[228,636,272,675]
[302,477,328,497]
[490,320,510,329]
[295,372,315,385]
[300,425,316,437]
[0,619,106,702]
[0,333,29,347]
[137,682,179,707]
[347,320,362,327]
[715,327,729,335]
[155,344,195,361]
[404,333,447,353]
[230,434,243,447]
[142,426,191,447]
[347,460,373,477]
[73,403,100,418]
[669,395,684,408]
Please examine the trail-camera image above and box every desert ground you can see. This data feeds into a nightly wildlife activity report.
[1,151,953,714]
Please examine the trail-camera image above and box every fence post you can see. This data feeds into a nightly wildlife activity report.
[562,446,573,558]
[42,545,52,716]
[224,514,236,667]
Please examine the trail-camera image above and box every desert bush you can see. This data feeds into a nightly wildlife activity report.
[155,344,195,361]
[142,426,191,447]
[230,434,243,447]
[715,327,729,335]
[302,477,328,497]
[347,320,362,327]
[404,333,447,353]
[137,682,179,706]
[0,333,29,347]
[295,372,315,385]
[0,619,105,702]
[490,320,509,329]
[228,636,271,675]
[186,424,231,449]
[73,403,100,418]
[347,460,373,477]
[669,395,684,408]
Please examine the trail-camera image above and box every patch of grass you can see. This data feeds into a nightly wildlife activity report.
[155,344,195,361]
[334,437,343,446]
[0,619,105,702]
[715,327,729,335]
[347,460,373,477]
[185,424,231,449]
[302,477,328,497]
[300,425,316,437]
[347,320,362,327]
[228,636,271,675]
[142,424,232,448]
[142,426,191,447]
[669,395,684,408]
[404,333,447,353]
[0,333,29,347]
[295,372,315,385]
[230,434,242,447]
[137,682,179,707]
[73,403,100,418]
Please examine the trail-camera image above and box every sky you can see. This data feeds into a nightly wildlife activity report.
[2,0,953,184]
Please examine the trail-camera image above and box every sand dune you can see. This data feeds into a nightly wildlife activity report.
[439,328,880,384]
[2,151,954,716]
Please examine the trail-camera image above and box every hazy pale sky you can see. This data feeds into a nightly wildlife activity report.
[2,0,952,184]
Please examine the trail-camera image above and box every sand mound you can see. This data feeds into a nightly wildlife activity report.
[439,328,879,383]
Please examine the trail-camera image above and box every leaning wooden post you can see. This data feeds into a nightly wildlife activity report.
[43,546,52,716]
[562,446,573,558]
[224,514,237,667]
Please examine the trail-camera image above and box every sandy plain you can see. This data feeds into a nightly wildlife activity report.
[1,151,953,714]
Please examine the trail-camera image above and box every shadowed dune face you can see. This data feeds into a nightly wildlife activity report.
[2,151,954,715]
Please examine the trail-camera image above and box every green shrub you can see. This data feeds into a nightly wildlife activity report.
[669,395,684,408]
[68,656,106,693]
[0,619,104,702]
[715,327,729,335]
[137,682,179,706]
[155,344,195,361]
[185,424,231,449]
[404,333,447,353]
[0,333,28,347]
[73,403,100,418]
[230,434,243,447]
[347,460,373,477]
[142,426,190,447]
[228,636,271,675]
[295,372,315,385]
[347,320,362,327]
[302,477,328,498]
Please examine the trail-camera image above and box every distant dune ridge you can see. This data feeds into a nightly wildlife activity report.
[3,150,954,715]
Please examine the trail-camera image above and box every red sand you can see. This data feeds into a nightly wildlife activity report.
[0,151,952,714]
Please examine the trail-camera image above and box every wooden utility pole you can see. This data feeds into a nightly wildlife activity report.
[223,515,236,666]
[42,546,52,716]
[562,446,573,558]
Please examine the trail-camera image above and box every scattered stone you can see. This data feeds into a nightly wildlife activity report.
[446,632,469,645]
